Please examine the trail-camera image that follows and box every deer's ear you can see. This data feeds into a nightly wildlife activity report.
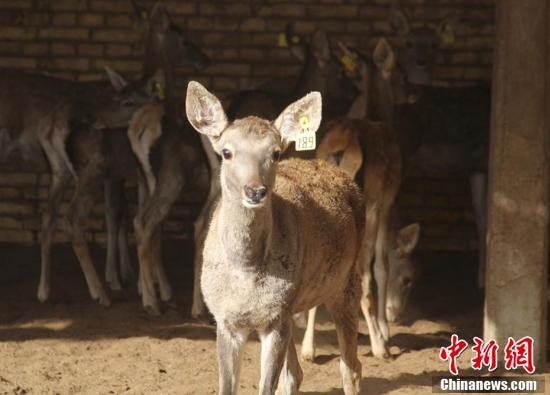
[373,38,396,79]
[186,81,228,138]
[274,92,322,145]
[391,9,410,35]
[105,66,128,93]
[150,1,170,33]
[311,30,331,64]
[397,223,421,255]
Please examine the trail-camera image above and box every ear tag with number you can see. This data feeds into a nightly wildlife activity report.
[341,54,357,72]
[441,24,455,45]
[155,81,165,100]
[295,115,316,151]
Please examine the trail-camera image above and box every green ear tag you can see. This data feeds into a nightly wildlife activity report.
[278,33,288,48]
[441,24,455,45]
[155,82,165,100]
[295,115,316,151]
[341,54,357,72]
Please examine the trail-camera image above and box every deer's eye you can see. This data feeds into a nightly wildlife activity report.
[121,99,135,108]
[272,151,281,161]
[222,149,232,160]
[402,277,412,287]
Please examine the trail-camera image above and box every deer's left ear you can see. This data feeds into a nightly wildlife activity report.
[396,223,421,255]
[274,92,322,145]
[186,81,228,138]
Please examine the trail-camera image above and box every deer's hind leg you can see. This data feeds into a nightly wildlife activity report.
[278,322,303,395]
[65,152,110,306]
[104,180,134,290]
[134,167,183,315]
[37,165,71,303]
[325,269,362,395]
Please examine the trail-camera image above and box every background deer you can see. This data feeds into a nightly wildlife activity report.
[47,1,210,313]
[186,81,364,394]
[0,66,162,306]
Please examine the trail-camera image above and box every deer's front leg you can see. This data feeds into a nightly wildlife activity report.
[217,324,248,395]
[259,318,292,395]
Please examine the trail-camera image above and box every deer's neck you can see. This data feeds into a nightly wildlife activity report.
[293,52,324,101]
[216,195,272,269]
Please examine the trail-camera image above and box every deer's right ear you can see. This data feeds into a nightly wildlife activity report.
[274,92,322,145]
[373,38,396,79]
[186,81,228,138]
[105,66,128,93]
[391,9,410,35]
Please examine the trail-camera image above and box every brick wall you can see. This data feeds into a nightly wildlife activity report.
[0,0,494,251]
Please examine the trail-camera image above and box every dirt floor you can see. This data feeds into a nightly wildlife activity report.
[0,242,547,394]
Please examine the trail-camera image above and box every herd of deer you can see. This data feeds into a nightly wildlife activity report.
[0,2,492,394]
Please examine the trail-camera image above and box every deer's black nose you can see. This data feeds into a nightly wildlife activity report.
[244,184,268,204]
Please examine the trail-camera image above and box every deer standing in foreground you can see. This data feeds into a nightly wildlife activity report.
[190,26,358,320]
[187,81,364,394]
[0,66,162,306]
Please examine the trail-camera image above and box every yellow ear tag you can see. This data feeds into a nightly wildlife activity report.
[278,33,288,48]
[291,35,300,44]
[441,24,455,45]
[155,81,165,100]
[341,54,357,72]
[295,115,316,151]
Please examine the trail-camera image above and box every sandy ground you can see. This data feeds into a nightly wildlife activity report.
[0,243,547,394]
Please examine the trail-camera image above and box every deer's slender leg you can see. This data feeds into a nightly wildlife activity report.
[217,324,248,395]
[300,306,317,361]
[373,207,391,342]
[37,166,71,303]
[104,181,122,291]
[278,323,303,395]
[259,318,292,395]
[191,218,207,318]
[470,172,488,289]
[134,169,183,314]
[326,271,362,395]
[360,265,390,359]
[117,184,134,284]
[66,153,110,306]
[152,227,172,302]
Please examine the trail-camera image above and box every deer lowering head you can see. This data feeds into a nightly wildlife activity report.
[186,81,321,209]
[391,8,458,85]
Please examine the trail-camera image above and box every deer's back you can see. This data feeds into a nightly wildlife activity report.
[272,158,364,312]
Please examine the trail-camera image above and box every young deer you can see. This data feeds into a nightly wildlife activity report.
[191,27,357,319]
[186,81,365,394]
[58,1,210,312]
[0,67,162,306]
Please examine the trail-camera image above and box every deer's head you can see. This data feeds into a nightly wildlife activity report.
[287,26,357,120]
[186,81,322,208]
[94,67,165,129]
[391,9,458,85]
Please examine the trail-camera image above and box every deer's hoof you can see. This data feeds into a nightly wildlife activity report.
[97,294,112,307]
[144,304,162,316]
[301,347,316,362]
